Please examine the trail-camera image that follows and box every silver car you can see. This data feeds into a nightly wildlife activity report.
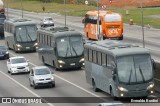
[99,102,125,106]
[29,66,55,89]
[40,17,54,27]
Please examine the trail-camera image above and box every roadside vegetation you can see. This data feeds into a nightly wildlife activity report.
[4,0,160,28]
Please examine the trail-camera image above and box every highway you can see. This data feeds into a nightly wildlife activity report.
[0,8,159,106]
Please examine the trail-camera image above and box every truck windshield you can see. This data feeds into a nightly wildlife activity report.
[16,25,37,42]
[117,54,153,84]
[56,36,84,58]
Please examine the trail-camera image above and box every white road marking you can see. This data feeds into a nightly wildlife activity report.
[0,71,54,106]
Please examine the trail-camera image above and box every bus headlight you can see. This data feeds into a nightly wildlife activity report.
[79,58,84,63]
[118,86,128,92]
[58,60,65,64]
[33,42,38,47]
[147,83,154,90]
[16,44,22,48]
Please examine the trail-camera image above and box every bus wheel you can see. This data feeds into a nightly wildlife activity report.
[118,36,123,40]
[42,56,45,64]
[110,88,117,100]
[7,42,11,50]
[13,45,18,53]
[92,79,99,92]
[53,61,58,71]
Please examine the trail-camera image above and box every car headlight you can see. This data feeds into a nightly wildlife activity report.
[79,58,84,63]
[16,44,22,48]
[147,83,154,90]
[6,51,9,54]
[58,60,65,64]
[33,42,38,47]
[118,86,128,92]
[51,76,54,81]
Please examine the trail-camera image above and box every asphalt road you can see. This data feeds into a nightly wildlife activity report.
[0,8,159,106]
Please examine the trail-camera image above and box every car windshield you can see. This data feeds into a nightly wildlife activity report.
[35,68,50,75]
[56,36,84,58]
[16,25,37,42]
[117,54,153,84]
[11,58,26,64]
[0,46,7,50]
[45,18,53,21]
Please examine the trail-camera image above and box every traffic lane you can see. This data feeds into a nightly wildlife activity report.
[8,9,160,43]
[0,61,50,106]
[123,37,160,61]
[0,59,108,106]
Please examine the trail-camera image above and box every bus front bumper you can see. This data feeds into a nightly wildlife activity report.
[117,89,154,97]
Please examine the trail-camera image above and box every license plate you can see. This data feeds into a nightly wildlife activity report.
[70,63,75,66]
[26,47,30,49]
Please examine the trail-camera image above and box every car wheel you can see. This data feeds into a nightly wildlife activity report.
[92,79,99,92]
[29,79,32,87]
[51,83,55,88]
[8,70,10,73]
[10,70,14,75]
[33,82,37,89]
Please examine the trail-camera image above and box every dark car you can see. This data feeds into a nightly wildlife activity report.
[0,14,6,38]
[0,46,9,59]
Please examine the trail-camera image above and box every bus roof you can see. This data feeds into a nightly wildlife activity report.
[84,40,150,57]
[38,26,82,38]
[4,18,36,26]
[86,10,119,17]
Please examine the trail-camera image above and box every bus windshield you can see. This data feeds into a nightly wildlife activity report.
[56,36,84,58]
[104,14,121,22]
[16,25,37,42]
[117,54,153,84]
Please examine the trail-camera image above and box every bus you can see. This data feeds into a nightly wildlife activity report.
[4,18,38,52]
[37,26,84,70]
[84,40,154,98]
[83,10,123,40]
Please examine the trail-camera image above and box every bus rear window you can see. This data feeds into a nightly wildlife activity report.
[104,14,121,22]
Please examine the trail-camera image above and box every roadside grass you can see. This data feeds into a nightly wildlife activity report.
[4,0,160,28]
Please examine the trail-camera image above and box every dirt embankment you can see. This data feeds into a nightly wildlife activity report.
[99,0,160,8]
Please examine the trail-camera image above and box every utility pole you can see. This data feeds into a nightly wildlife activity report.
[97,0,100,40]
[64,0,66,27]
[21,0,23,18]
[7,0,9,19]
[140,0,145,48]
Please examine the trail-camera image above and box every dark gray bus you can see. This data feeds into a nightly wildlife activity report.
[4,18,38,52]
[84,40,154,98]
[37,26,84,70]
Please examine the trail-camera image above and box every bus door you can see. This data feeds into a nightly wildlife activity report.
[103,14,123,39]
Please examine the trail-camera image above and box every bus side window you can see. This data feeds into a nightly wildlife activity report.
[97,52,102,65]
[89,49,93,62]
[84,48,89,61]
[102,53,106,66]
[93,50,97,64]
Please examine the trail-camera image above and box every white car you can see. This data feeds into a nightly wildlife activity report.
[29,66,55,89]
[40,17,54,27]
[99,102,125,106]
[7,56,29,74]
